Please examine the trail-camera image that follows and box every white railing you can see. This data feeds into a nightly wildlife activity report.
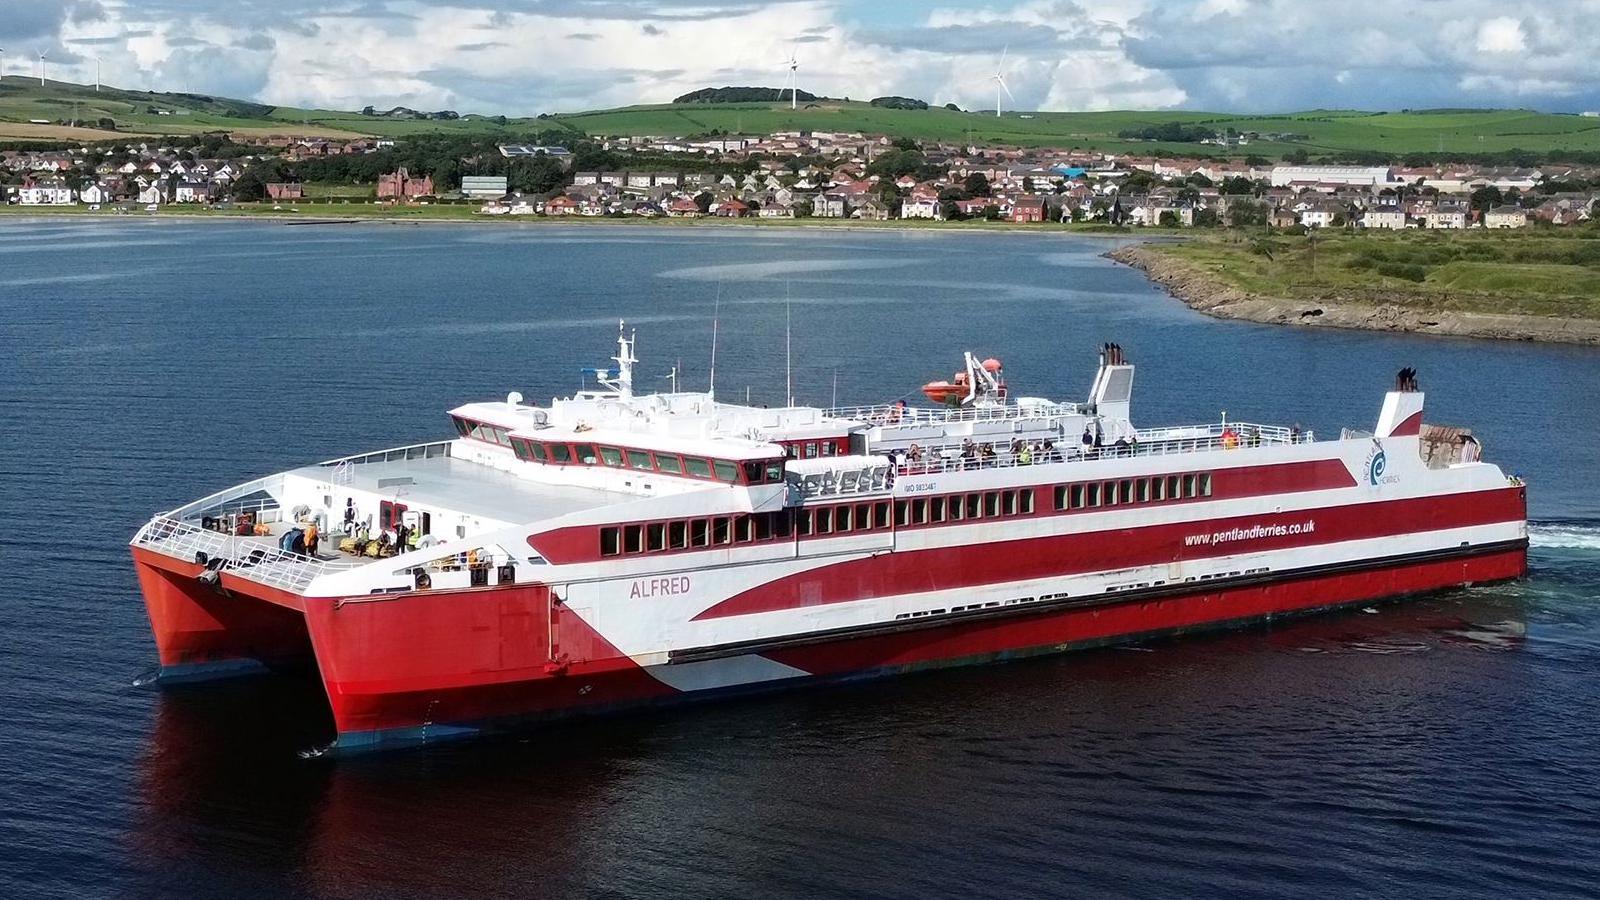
[826,401,1083,427]
[166,474,285,520]
[891,422,1310,475]
[131,515,363,594]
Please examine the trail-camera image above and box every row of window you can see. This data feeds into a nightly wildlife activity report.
[1052,472,1213,510]
[779,438,850,459]
[596,488,1039,557]
[600,511,792,557]
[453,416,785,485]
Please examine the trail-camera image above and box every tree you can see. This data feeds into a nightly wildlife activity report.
[944,102,961,111]
[1220,175,1256,196]
[1282,149,1310,164]
[231,167,268,201]
[963,172,990,197]
[1022,176,1035,193]
[865,148,925,179]
[1470,185,1503,213]
[1193,207,1220,227]
[1244,155,1270,167]
[1229,199,1269,228]
[694,191,713,213]
[1158,210,1182,227]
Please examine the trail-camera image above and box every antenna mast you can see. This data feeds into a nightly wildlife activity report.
[709,285,721,399]
[785,283,793,408]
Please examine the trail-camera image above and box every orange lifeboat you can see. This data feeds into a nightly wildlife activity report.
[921,371,969,404]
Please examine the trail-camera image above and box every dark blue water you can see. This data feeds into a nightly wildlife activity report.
[3,219,1599,899]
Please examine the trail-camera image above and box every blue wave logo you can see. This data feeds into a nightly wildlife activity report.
[1368,446,1387,486]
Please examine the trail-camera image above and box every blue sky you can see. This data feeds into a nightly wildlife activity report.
[8,1,1600,115]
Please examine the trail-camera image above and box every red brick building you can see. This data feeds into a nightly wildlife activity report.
[266,183,304,200]
[1011,196,1047,223]
[377,168,434,199]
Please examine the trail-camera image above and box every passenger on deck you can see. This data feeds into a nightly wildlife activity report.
[343,498,357,532]
[1019,443,1033,465]
[304,523,319,558]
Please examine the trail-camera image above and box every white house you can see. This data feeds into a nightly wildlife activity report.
[900,193,942,219]
[78,183,111,205]
[18,182,74,205]
[173,180,210,203]
[1360,208,1407,230]
[138,183,167,205]
[1483,206,1528,229]
[1423,208,1467,229]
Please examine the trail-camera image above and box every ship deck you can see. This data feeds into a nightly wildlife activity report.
[287,454,635,531]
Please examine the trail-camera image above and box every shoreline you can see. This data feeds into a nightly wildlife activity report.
[1107,243,1600,347]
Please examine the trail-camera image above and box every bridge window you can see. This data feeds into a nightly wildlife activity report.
[655,452,683,475]
[627,449,653,471]
[452,416,472,437]
[599,446,623,466]
[713,460,739,483]
[765,460,785,483]
[574,444,599,465]
[547,443,572,464]
[683,456,712,478]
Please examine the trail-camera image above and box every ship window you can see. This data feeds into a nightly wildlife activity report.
[1200,474,1213,497]
[599,526,621,557]
[1152,477,1165,501]
[1004,491,1018,515]
[736,516,755,542]
[929,498,945,523]
[684,456,712,478]
[627,449,653,471]
[840,505,856,531]
[452,416,471,437]
[1183,474,1197,498]
[895,500,910,526]
[948,496,965,520]
[1119,480,1133,504]
[712,517,732,544]
[713,460,739,483]
[754,514,773,541]
[912,498,928,524]
[574,444,599,466]
[646,522,666,552]
[1087,483,1101,507]
[772,511,791,538]
[1055,486,1069,510]
[786,444,800,459]
[765,460,785,483]
[1100,481,1115,506]
[599,446,623,466]
[821,441,837,456]
[803,442,819,459]
[624,524,644,554]
[1068,485,1083,509]
[742,460,763,484]
[1020,490,1035,514]
[1166,475,1180,499]
[689,519,709,548]
[816,507,833,534]
[856,504,871,530]
[874,502,891,529]
[655,453,683,475]
[527,441,547,462]
[984,491,1001,517]
[668,521,687,550]
[548,443,572,464]
[1136,479,1151,503]
[511,439,530,461]
[797,510,814,536]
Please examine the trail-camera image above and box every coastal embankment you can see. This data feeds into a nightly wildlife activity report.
[1109,242,1600,346]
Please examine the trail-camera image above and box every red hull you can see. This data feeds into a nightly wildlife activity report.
[135,542,1527,750]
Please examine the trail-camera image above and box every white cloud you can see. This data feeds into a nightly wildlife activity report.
[27,0,1600,115]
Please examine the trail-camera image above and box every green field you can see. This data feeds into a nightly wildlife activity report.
[8,76,1600,157]
[1159,229,1600,320]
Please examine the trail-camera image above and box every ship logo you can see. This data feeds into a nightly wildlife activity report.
[1366,442,1389,486]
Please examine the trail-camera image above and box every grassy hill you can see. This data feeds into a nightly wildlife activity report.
[7,76,1600,158]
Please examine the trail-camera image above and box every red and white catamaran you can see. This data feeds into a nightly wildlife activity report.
[131,324,1528,751]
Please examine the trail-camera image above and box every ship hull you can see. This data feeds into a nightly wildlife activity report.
[136,537,1526,752]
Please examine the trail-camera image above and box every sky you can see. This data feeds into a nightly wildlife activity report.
[8,0,1600,115]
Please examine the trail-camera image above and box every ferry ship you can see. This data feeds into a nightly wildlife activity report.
[130,324,1528,751]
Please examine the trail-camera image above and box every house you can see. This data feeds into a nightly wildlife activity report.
[78,183,111,205]
[852,198,890,220]
[137,183,166,205]
[18,180,74,205]
[758,202,795,218]
[1011,196,1047,223]
[1422,207,1467,229]
[1483,205,1528,229]
[900,191,942,220]
[1298,200,1343,228]
[713,198,750,217]
[1360,207,1407,230]
[266,183,304,201]
[666,198,703,218]
[543,195,580,215]
[377,168,434,199]
[813,193,849,218]
[173,180,211,203]
[572,171,600,186]
[954,197,996,217]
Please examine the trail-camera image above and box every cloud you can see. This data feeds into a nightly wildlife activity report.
[25,0,1600,116]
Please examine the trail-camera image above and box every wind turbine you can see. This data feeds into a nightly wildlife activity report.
[95,56,102,92]
[38,50,47,87]
[992,45,1014,118]
[781,46,799,110]
[0,49,6,82]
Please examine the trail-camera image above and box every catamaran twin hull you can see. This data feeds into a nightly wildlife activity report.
[130,337,1527,751]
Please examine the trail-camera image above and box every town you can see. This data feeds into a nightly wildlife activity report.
[2,127,1596,230]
